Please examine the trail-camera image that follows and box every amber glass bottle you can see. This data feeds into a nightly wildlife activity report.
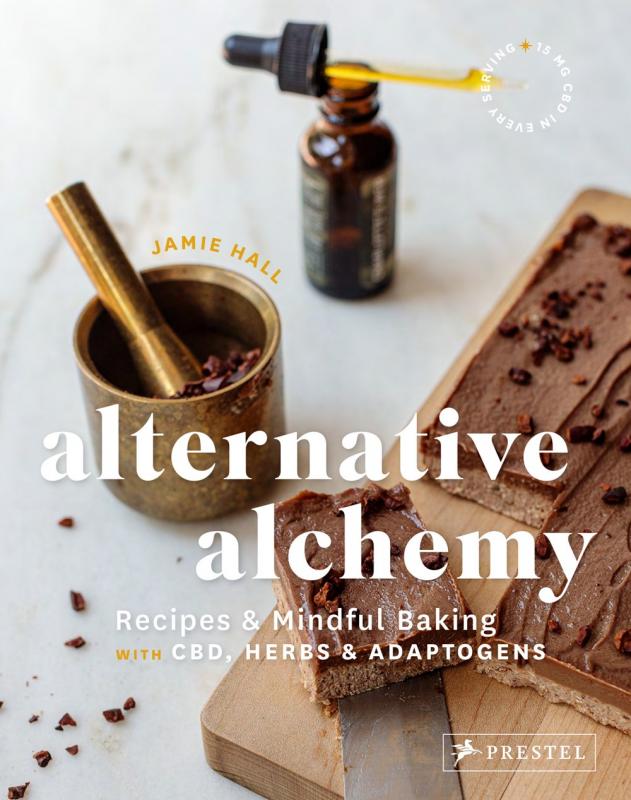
[299,72,397,299]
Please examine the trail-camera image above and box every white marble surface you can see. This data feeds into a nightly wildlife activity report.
[2,0,631,796]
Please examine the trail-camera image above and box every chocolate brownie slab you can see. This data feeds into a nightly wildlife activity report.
[423,214,631,527]
[478,438,631,734]
[273,483,473,702]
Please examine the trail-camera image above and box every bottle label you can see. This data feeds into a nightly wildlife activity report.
[359,165,396,290]
[301,162,396,295]
[302,166,330,288]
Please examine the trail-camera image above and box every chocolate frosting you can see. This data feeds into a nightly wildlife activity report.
[428,214,631,706]
[427,215,631,499]
[496,432,631,703]
[274,484,469,663]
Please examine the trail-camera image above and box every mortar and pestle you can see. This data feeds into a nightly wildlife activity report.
[48,182,284,521]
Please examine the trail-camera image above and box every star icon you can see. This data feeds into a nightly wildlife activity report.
[519,39,532,52]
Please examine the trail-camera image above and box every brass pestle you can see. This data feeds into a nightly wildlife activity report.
[47,182,203,398]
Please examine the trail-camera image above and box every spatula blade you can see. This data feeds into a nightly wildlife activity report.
[339,671,463,800]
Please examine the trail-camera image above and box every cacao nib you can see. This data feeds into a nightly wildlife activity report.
[70,591,85,612]
[498,320,519,337]
[201,375,227,394]
[313,571,345,613]
[535,533,551,559]
[605,224,631,258]
[509,367,532,386]
[58,713,76,727]
[65,745,79,756]
[591,428,606,445]
[602,486,627,505]
[547,619,562,634]
[58,517,74,528]
[64,636,86,649]
[531,345,547,367]
[360,548,374,578]
[576,625,592,647]
[422,552,448,569]
[590,404,604,419]
[542,289,576,319]
[28,715,39,724]
[364,483,410,513]
[516,413,534,434]
[523,314,590,368]
[173,348,261,399]
[552,343,574,362]
[202,354,224,374]
[572,214,597,232]
[571,374,588,385]
[567,425,595,443]
[123,697,136,711]
[102,708,125,723]
[559,329,579,347]
[614,629,631,654]
[620,435,631,453]
[33,750,52,768]
[7,785,29,799]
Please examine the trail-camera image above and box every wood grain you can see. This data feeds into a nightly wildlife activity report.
[201,189,631,800]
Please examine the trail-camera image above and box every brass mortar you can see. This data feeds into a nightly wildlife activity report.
[74,264,284,521]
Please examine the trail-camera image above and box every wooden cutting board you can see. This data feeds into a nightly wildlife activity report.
[201,189,631,800]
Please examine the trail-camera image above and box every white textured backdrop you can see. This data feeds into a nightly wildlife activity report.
[2,0,631,796]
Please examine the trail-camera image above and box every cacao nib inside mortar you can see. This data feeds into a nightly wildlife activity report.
[172,348,261,398]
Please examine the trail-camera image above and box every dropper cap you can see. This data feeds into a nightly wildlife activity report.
[223,21,328,97]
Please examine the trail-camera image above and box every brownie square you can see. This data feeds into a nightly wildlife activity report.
[423,215,631,527]
[273,483,473,702]
[478,438,631,734]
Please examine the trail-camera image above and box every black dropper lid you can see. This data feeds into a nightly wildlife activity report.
[223,21,328,97]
